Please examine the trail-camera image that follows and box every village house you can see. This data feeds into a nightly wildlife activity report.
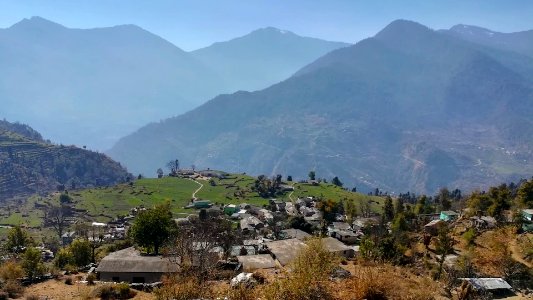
[522,209,533,222]
[237,254,276,272]
[460,278,514,297]
[265,238,307,266]
[281,228,311,240]
[284,202,298,216]
[321,237,355,258]
[61,231,76,246]
[223,204,238,216]
[258,208,274,221]
[440,211,459,222]
[240,216,264,233]
[331,230,359,245]
[424,219,445,235]
[96,247,178,283]
[468,216,496,230]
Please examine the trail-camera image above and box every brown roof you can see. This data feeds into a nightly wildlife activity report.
[96,247,179,273]
[321,237,352,252]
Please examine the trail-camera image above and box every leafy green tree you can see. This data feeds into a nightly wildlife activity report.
[344,199,358,224]
[59,193,72,204]
[287,175,292,182]
[516,178,533,208]
[69,238,92,267]
[436,188,451,211]
[466,191,492,215]
[415,195,433,215]
[54,248,74,269]
[5,226,32,254]
[435,224,454,280]
[308,171,316,181]
[130,203,175,255]
[331,176,343,187]
[22,247,44,282]
[391,213,408,235]
[395,197,405,216]
[382,196,394,222]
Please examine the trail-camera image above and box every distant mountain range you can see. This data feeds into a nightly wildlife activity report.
[0,17,348,150]
[0,119,130,201]
[108,20,533,194]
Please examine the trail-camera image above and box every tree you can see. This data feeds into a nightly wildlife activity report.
[130,203,175,255]
[344,199,358,224]
[22,247,44,282]
[395,197,405,216]
[287,175,293,182]
[54,248,74,269]
[332,176,343,187]
[415,195,433,215]
[5,226,32,254]
[382,196,394,222]
[47,205,69,240]
[436,188,451,211]
[156,168,164,178]
[516,178,533,208]
[308,171,316,181]
[435,224,454,280]
[59,193,72,204]
[69,238,92,267]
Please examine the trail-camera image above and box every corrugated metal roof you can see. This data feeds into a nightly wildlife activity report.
[461,278,512,290]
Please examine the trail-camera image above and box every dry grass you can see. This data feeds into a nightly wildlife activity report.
[334,264,441,300]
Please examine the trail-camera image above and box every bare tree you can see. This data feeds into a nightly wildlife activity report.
[167,216,238,281]
[47,205,69,241]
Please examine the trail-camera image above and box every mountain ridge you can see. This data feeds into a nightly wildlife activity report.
[108,20,533,194]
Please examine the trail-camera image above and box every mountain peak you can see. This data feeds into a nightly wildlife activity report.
[375,19,432,39]
[251,27,295,36]
[10,16,66,31]
[449,24,497,37]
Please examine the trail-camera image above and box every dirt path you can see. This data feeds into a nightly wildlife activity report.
[509,237,532,269]
[189,178,204,201]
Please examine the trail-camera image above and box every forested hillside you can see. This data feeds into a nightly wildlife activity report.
[0,121,130,201]
[109,20,533,194]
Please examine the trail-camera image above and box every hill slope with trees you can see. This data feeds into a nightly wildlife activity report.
[109,20,533,194]
[0,120,130,201]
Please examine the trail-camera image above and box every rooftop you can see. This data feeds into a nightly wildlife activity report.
[461,278,512,291]
[281,228,311,240]
[265,238,307,266]
[321,237,352,252]
[237,254,276,271]
[96,247,178,273]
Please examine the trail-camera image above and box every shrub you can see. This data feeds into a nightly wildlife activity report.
[91,284,136,300]
[65,276,73,285]
[463,228,477,247]
[54,248,74,268]
[86,273,96,285]
[154,277,210,300]
[2,280,24,298]
[26,295,39,300]
[0,261,24,281]
[0,291,8,300]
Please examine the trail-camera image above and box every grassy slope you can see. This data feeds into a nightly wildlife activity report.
[0,174,384,228]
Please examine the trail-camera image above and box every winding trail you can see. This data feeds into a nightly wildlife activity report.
[189,178,204,201]
[288,190,295,202]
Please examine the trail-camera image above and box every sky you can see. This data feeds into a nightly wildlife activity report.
[1,0,533,51]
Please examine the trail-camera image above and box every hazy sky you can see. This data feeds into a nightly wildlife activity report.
[2,0,533,51]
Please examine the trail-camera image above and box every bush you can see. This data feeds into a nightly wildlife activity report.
[0,261,24,281]
[463,228,477,247]
[154,277,210,300]
[91,284,136,300]
[65,276,73,285]
[26,295,39,300]
[86,273,96,285]
[0,291,8,300]
[2,280,24,298]
[54,248,74,269]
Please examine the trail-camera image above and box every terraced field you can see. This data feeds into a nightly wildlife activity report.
[0,126,130,201]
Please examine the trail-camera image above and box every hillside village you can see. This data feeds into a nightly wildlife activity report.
[0,168,531,299]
